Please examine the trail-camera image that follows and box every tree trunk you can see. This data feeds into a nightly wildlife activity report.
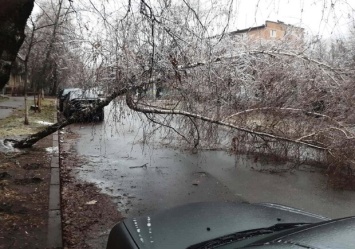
[0,0,34,91]
[37,92,41,112]
[8,120,70,148]
[24,93,29,125]
[24,64,29,125]
[37,0,63,94]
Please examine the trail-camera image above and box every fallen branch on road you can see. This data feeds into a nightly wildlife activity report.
[129,163,148,169]
[125,93,328,151]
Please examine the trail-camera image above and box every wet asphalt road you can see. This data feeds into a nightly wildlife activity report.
[68,101,355,219]
[69,104,241,217]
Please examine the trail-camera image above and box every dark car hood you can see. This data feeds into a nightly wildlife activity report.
[271,217,355,248]
[123,202,328,249]
[247,216,355,249]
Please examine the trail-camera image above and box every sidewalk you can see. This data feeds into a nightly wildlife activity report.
[0,96,25,119]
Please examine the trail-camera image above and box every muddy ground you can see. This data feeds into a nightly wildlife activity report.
[60,127,122,249]
[0,136,51,249]
[0,98,56,249]
[0,98,122,249]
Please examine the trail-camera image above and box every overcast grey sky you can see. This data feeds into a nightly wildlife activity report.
[32,0,355,39]
[229,0,355,38]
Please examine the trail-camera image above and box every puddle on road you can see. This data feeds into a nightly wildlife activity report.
[69,104,355,219]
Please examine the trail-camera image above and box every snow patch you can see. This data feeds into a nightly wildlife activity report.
[45,146,58,154]
[0,139,18,152]
[36,120,54,125]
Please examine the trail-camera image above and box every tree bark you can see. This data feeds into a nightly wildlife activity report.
[0,0,34,91]
[24,62,29,125]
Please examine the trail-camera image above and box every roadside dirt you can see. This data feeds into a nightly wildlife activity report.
[0,97,57,249]
[60,127,123,249]
[0,136,52,249]
[0,97,122,249]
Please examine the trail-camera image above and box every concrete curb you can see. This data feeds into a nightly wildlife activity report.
[47,112,63,248]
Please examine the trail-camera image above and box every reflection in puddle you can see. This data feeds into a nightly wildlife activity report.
[71,104,355,219]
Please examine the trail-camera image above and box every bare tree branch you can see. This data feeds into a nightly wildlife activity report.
[125,93,327,151]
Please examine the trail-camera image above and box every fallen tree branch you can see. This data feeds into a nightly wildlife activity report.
[143,113,191,144]
[296,126,355,141]
[129,163,148,169]
[4,73,166,149]
[5,87,128,148]
[176,50,344,75]
[4,50,348,150]
[249,50,342,72]
[125,93,327,151]
[223,107,352,136]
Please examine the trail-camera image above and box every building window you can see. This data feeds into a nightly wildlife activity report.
[270,30,277,38]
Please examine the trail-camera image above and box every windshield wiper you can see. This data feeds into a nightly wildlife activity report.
[188,223,311,249]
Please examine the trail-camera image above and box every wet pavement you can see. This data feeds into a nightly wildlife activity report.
[69,107,240,216]
[67,101,355,219]
[0,96,25,119]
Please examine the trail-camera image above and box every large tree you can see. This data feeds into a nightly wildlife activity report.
[0,0,34,90]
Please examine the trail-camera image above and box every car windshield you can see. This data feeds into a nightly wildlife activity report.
[69,89,99,100]
[62,88,81,97]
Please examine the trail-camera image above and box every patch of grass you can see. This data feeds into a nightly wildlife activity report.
[0,95,9,103]
[0,98,56,138]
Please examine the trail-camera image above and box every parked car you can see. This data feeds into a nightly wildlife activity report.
[63,89,104,121]
[57,88,81,112]
[106,201,355,249]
